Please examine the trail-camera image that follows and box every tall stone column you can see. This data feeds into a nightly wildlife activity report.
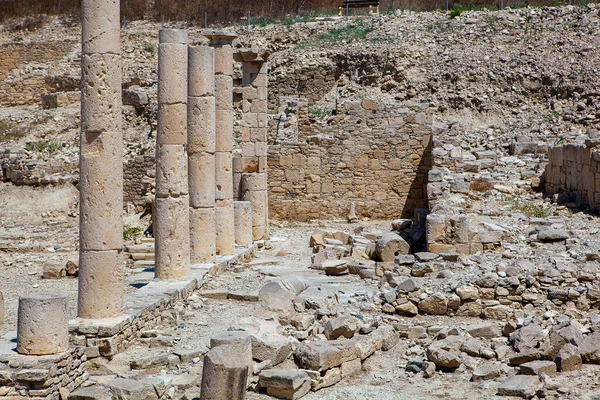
[204,31,237,256]
[78,0,124,319]
[155,29,190,279]
[188,45,216,264]
[236,49,270,241]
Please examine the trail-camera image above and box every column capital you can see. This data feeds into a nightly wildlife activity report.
[203,30,237,46]
[234,48,271,63]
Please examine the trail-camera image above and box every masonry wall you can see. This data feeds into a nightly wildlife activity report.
[0,41,76,107]
[545,143,600,210]
[267,99,432,221]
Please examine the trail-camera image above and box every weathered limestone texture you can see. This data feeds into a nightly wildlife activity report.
[78,0,124,319]
[0,291,4,332]
[267,100,432,221]
[17,295,68,355]
[235,49,270,241]
[545,142,600,211]
[205,31,237,255]
[155,29,190,279]
[233,201,253,247]
[200,345,248,400]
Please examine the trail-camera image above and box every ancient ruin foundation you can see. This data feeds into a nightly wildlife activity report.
[77,0,124,319]
[155,29,190,279]
[205,31,237,255]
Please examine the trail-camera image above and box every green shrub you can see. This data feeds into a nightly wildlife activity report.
[123,225,143,241]
[511,199,552,218]
[25,140,61,153]
[299,20,373,48]
[449,4,464,18]
[308,107,332,119]
[143,44,155,56]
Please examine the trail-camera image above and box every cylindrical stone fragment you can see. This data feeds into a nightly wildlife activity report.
[17,295,68,355]
[188,97,216,154]
[190,207,216,264]
[159,29,188,44]
[188,46,215,97]
[215,201,235,255]
[241,173,267,192]
[79,135,123,251]
[154,196,191,279]
[157,103,188,145]
[81,53,122,133]
[158,40,188,105]
[234,201,253,247]
[189,153,216,208]
[214,75,233,111]
[215,152,233,201]
[210,331,252,367]
[78,250,124,319]
[213,45,234,76]
[215,110,234,152]
[200,345,248,400]
[155,144,189,197]
[241,189,267,228]
[81,0,120,54]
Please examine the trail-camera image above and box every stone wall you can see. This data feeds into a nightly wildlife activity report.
[0,41,77,107]
[267,99,432,221]
[545,142,600,210]
[123,155,155,208]
[0,346,87,399]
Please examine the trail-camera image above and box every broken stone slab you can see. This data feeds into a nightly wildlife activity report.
[537,229,569,242]
[414,252,439,262]
[394,254,415,265]
[43,264,66,279]
[519,360,557,376]
[305,368,341,391]
[497,375,541,398]
[101,377,158,400]
[555,343,582,372]
[229,317,295,365]
[68,386,113,400]
[466,322,501,339]
[323,316,357,340]
[471,362,502,382]
[396,278,419,294]
[294,340,359,371]
[130,353,180,370]
[259,369,311,400]
[322,260,349,276]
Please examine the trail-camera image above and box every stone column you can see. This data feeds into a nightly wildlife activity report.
[236,49,270,241]
[188,45,216,264]
[204,31,237,256]
[233,201,253,247]
[155,29,190,279]
[17,296,68,355]
[78,0,124,319]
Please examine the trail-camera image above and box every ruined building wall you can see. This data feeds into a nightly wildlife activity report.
[267,99,432,221]
[545,143,600,210]
[0,41,77,107]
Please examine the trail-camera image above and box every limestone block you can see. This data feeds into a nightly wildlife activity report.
[81,0,120,54]
[190,207,216,264]
[17,295,68,355]
[241,173,267,192]
[234,201,253,247]
[241,142,255,157]
[295,340,360,371]
[233,156,259,173]
[78,250,124,319]
[157,103,187,145]
[154,196,190,279]
[200,345,247,400]
[189,153,216,208]
[259,370,311,400]
[215,110,234,153]
[81,53,122,134]
[188,97,216,154]
[158,43,188,105]
[215,152,233,200]
[79,146,123,251]
[251,127,268,143]
[156,144,189,197]
[250,99,267,114]
[215,200,235,256]
[188,46,214,97]
[214,75,233,110]
[213,45,234,76]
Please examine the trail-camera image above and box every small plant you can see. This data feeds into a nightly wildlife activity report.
[25,140,61,153]
[308,107,332,119]
[143,44,155,56]
[12,36,24,42]
[123,225,143,241]
[449,4,464,18]
[299,20,373,48]
[543,111,560,121]
[470,178,494,192]
[511,199,552,218]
